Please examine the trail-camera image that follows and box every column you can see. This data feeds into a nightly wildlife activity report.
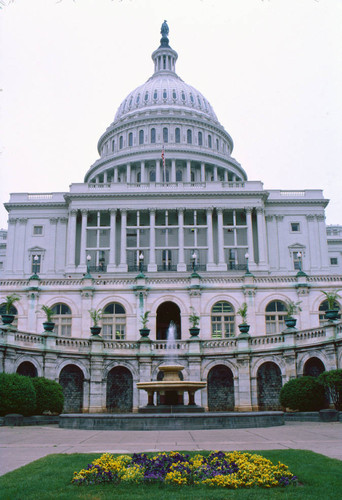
[265,215,278,269]
[317,215,330,270]
[48,217,58,273]
[275,215,286,271]
[118,209,127,270]
[66,209,77,272]
[200,162,205,182]
[306,215,316,270]
[103,171,107,183]
[148,209,157,271]
[171,159,176,182]
[224,170,228,182]
[5,218,17,274]
[156,160,161,183]
[186,160,191,182]
[206,208,215,270]
[177,208,186,271]
[107,209,117,272]
[245,208,255,267]
[127,163,131,183]
[79,210,88,269]
[141,161,145,183]
[213,166,218,181]
[217,208,226,270]
[16,218,27,274]
[256,208,268,268]
[114,167,118,183]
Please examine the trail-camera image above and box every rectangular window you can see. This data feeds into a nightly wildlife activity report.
[293,251,303,270]
[330,257,338,265]
[291,222,300,232]
[33,225,43,235]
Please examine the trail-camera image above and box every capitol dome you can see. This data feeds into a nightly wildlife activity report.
[84,21,246,184]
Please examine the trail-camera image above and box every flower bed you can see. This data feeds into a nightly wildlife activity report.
[72,451,297,489]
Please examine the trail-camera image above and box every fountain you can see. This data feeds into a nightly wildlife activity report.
[137,321,206,413]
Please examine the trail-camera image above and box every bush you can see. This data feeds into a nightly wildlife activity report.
[318,369,342,410]
[0,373,36,416]
[279,376,326,411]
[32,377,64,414]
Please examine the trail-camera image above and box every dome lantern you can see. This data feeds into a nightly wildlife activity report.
[151,20,178,75]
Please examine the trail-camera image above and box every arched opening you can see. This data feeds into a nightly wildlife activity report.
[59,364,84,413]
[257,362,282,410]
[156,301,181,340]
[16,361,37,378]
[106,366,133,413]
[303,357,326,378]
[207,365,234,411]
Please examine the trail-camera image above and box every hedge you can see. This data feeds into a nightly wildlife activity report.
[279,376,326,411]
[318,369,342,410]
[0,373,36,416]
[32,377,64,414]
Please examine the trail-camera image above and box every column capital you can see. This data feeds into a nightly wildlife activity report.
[81,209,88,216]
[69,209,78,216]
[275,215,284,221]
[306,214,315,221]
[19,217,28,224]
[256,207,264,214]
[265,215,273,221]
[49,217,58,225]
[109,208,117,215]
[245,207,253,214]
[120,208,127,214]
[59,217,68,224]
[8,218,17,225]
[216,207,223,215]
[316,215,325,222]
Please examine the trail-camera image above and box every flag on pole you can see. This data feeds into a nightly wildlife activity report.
[161,144,166,182]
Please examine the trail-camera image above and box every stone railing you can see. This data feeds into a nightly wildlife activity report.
[152,340,188,351]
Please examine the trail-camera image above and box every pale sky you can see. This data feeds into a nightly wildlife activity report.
[1,0,341,228]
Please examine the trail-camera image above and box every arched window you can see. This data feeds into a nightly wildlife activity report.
[175,127,180,143]
[211,301,235,338]
[265,300,286,334]
[151,128,156,143]
[198,131,203,146]
[187,129,192,144]
[216,138,219,150]
[111,140,115,152]
[139,130,144,145]
[319,300,341,325]
[119,136,123,149]
[176,169,182,181]
[153,89,158,100]
[51,303,72,336]
[208,135,212,148]
[149,169,156,182]
[163,88,167,99]
[163,127,168,143]
[128,132,133,147]
[102,302,126,340]
[0,303,18,328]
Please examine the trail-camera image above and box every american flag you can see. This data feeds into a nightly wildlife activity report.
[161,145,165,167]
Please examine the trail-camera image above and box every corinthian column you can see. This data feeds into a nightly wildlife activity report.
[107,209,117,272]
[118,209,127,271]
[66,209,77,272]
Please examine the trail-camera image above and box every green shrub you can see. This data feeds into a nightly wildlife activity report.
[0,372,36,416]
[279,376,326,411]
[32,377,64,414]
[318,369,342,410]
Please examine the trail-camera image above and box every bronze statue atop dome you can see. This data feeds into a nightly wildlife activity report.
[160,20,169,47]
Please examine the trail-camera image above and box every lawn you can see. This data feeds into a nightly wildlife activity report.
[0,449,341,500]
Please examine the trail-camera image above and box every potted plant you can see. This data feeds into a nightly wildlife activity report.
[237,302,250,334]
[41,305,55,332]
[89,308,102,335]
[189,307,200,336]
[321,290,341,321]
[1,294,20,325]
[284,300,302,328]
[140,311,150,337]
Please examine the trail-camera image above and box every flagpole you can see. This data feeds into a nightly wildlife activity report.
[162,144,166,183]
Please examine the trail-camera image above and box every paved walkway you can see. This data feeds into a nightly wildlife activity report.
[0,422,341,476]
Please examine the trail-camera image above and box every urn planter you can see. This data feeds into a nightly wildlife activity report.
[90,326,102,336]
[285,317,297,328]
[238,324,250,334]
[1,314,15,325]
[139,328,150,338]
[189,327,200,337]
[43,321,55,332]
[325,309,339,321]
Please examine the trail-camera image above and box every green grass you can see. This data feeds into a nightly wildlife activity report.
[0,450,341,500]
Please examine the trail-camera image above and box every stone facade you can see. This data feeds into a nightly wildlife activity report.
[0,22,342,413]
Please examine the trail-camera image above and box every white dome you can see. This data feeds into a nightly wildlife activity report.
[114,73,219,123]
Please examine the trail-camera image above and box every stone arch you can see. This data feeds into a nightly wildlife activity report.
[207,364,235,411]
[156,301,181,340]
[257,362,282,410]
[15,356,42,377]
[204,294,240,314]
[296,351,328,376]
[106,366,133,413]
[16,361,38,377]
[303,357,326,378]
[96,295,134,316]
[59,364,84,413]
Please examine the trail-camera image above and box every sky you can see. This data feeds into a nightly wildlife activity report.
[1,0,341,229]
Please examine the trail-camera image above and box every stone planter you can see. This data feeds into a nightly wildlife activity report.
[1,314,15,325]
[139,328,150,337]
[238,324,250,334]
[43,321,55,332]
[325,309,339,321]
[285,317,297,328]
[90,326,102,335]
[189,327,200,337]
